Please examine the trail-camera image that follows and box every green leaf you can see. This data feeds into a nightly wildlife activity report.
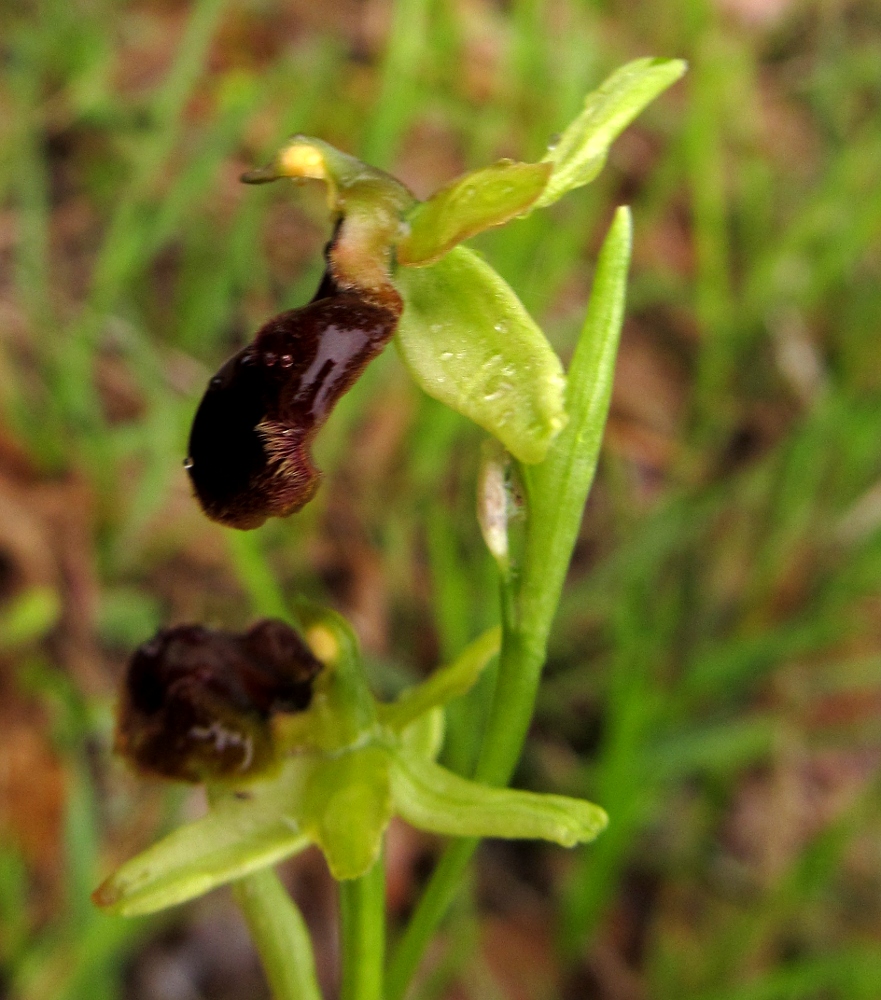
[520,207,633,647]
[534,58,687,210]
[301,747,392,881]
[390,751,608,847]
[378,626,501,732]
[394,247,567,463]
[93,762,312,916]
[397,161,552,266]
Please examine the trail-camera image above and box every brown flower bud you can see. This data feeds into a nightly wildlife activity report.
[116,620,322,783]
[186,270,401,529]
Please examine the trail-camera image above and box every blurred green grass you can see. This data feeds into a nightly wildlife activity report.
[2,0,881,998]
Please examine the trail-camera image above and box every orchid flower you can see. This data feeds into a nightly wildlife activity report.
[94,611,606,916]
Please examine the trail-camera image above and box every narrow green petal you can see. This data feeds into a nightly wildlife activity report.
[394,248,567,463]
[390,751,608,847]
[93,763,312,916]
[301,747,392,881]
[397,161,551,266]
[378,626,501,732]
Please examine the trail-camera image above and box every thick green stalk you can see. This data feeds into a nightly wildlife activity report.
[386,208,632,1000]
[339,857,386,1000]
[233,869,323,1000]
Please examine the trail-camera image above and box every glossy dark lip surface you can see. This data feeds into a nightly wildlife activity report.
[186,288,400,529]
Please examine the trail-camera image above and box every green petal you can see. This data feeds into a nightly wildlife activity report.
[378,626,501,733]
[394,247,567,463]
[301,747,392,881]
[534,58,687,210]
[390,750,608,847]
[397,161,551,266]
[93,762,312,916]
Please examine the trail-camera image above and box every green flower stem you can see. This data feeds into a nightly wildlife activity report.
[233,869,323,1000]
[339,856,386,1000]
[386,208,633,1000]
[385,837,475,1000]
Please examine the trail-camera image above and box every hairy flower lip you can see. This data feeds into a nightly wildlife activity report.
[117,620,323,783]
[186,275,401,530]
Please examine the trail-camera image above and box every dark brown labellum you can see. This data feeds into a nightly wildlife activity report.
[186,268,401,529]
[116,620,322,783]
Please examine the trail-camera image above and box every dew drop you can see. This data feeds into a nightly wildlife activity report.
[240,351,255,366]
[183,457,194,470]
[440,351,454,361]
[263,352,277,367]
[210,376,222,388]
[280,354,294,368]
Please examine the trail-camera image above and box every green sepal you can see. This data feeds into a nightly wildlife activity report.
[390,750,608,847]
[397,161,552,266]
[399,708,445,762]
[92,763,311,916]
[378,626,501,732]
[394,247,567,463]
[301,746,392,881]
[534,58,687,210]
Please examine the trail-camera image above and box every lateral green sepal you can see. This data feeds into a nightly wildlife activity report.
[301,746,392,881]
[390,750,608,846]
[534,58,687,209]
[92,764,311,916]
[394,247,567,463]
[397,161,551,266]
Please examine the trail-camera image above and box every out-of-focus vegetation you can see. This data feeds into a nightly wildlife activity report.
[1,0,881,997]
